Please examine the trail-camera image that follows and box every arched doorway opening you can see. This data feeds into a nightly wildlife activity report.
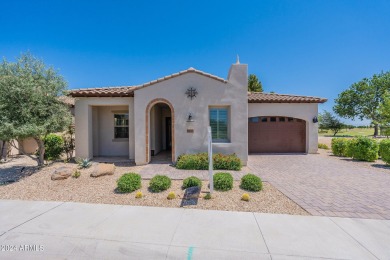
[145,99,175,163]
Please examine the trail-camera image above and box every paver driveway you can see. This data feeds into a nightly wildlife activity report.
[248,153,390,220]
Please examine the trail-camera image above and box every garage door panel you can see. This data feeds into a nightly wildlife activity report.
[248,117,306,153]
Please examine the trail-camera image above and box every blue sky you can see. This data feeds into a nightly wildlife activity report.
[1,0,389,125]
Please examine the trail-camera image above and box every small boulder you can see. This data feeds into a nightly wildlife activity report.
[51,167,74,180]
[90,163,115,177]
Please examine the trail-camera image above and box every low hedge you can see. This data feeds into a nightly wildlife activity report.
[149,175,171,192]
[331,138,349,157]
[380,139,390,165]
[346,137,379,162]
[240,174,262,192]
[117,173,141,193]
[182,176,202,189]
[176,153,242,171]
[213,172,233,191]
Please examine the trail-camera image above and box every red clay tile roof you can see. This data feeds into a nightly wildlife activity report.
[69,86,137,97]
[133,67,226,90]
[58,96,75,107]
[68,68,226,97]
[248,92,327,103]
[68,68,327,104]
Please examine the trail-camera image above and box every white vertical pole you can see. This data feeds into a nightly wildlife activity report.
[208,126,213,193]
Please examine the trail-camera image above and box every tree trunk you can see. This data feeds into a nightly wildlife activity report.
[374,124,379,137]
[34,137,45,166]
[0,140,7,161]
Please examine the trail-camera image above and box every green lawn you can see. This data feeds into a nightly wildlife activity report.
[319,128,374,137]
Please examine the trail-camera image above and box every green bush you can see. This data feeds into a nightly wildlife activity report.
[240,174,262,192]
[176,153,208,170]
[379,139,390,164]
[43,134,64,160]
[346,137,379,162]
[176,153,242,171]
[213,172,233,191]
[318,143,329,150]
[149,175,171,192]
[117,173,141,193]
[182,176,202,189]
[331,138,349,157]
[213,153,242,170]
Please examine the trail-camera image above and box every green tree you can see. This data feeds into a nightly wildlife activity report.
[0,53,72,166]
[319,111,345,136]
[248,74,263,92]
[333,71,390,136]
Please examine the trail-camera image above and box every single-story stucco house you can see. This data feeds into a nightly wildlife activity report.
[69,61,326,165]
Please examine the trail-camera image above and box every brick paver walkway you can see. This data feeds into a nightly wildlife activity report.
[248,153,390,220]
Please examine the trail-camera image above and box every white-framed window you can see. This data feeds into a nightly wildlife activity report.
[209,107,229,142]
[114,114,129,138]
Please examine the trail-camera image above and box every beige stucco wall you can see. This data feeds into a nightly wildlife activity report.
[134,64,248,165]
[0,138,38,156]
[20,138,38,154]
[248,103,319,153]
[92,106,130,157]
[75,97,134,159]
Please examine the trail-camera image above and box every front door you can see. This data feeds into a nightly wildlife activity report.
[166,117,172,150]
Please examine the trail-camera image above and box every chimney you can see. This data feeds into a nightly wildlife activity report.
[227,57,248,89]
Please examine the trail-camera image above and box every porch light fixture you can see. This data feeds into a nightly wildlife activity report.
[185,87,198,100]
[187,113,194,122]
[312,116,318,123]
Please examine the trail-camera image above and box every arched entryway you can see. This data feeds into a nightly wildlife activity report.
[145,99,175,163]
[248,116,306,153]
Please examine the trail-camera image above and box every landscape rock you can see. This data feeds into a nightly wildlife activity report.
[51,167,74,180]
[90,163,115,177]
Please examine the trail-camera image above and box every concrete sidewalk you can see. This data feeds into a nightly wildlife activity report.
[0,200,389,259]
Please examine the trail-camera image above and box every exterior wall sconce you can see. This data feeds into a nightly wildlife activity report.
[187,113,194,122]
[187,113,195,132]
[312,116,318,123]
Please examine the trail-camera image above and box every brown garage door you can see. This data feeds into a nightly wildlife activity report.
[248,116,306,153]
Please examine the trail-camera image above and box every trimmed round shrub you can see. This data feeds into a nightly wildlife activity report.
[240,174,262,191]
[182,176,202,189]
[43,134,64,160]
[213,172,233,191]
[346,137,379,162]
[379,139,390,165]
[331,138,349,157]
[117,173,141,193]
[149,175,171,192]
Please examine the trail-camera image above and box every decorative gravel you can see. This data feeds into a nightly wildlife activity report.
[0,159,308,215]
